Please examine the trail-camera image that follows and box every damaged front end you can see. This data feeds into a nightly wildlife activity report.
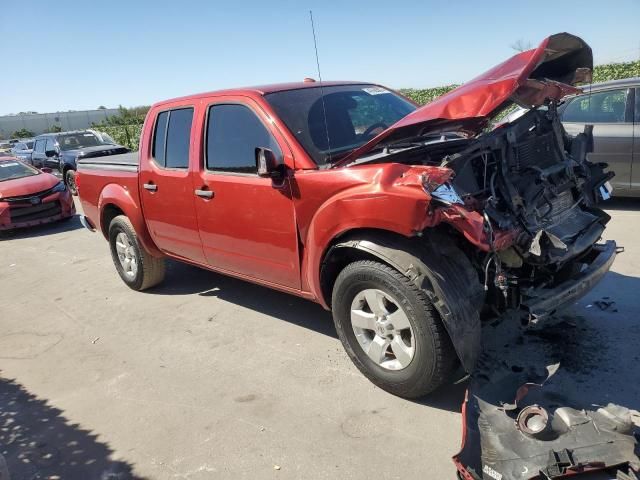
[341,33,618,321]
[440,102,617,319]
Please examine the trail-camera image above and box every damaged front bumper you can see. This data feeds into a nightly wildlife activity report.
[521,241,618,320]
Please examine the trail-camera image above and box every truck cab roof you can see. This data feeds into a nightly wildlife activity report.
[151,81,373,108]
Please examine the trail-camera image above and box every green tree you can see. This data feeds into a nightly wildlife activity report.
[46,125,62,133]
[11,128,34,138]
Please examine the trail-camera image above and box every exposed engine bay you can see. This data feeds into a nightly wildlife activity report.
[443,103,611,263]
[357,100,615,316]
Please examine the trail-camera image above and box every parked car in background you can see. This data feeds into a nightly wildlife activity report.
[10,139,34,163]
[77,33,616,398]
[560,78,639,196]
[31,130,129,194]
[0,156,75,231]
[501,78,640,197]
[0,142,12,153]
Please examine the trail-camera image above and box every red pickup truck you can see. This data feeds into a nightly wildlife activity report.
[77,33,616,398]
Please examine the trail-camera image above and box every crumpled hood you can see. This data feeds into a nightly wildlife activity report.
[0,172,60,199]
[336,32,592,166]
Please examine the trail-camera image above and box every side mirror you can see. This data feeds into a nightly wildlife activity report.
[40,167,53,174]
[256,148,284,179]
[45,149,57,158]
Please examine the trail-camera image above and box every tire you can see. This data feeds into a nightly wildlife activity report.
[64,169,78,195]
[331,260,457,398]
[108,215,165,291]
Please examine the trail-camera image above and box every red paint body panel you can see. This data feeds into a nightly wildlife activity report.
[190,94,301,288]
[0,157,75,230]
[77,169,162,257]
[77,33,590,308]
[137,101,206,264]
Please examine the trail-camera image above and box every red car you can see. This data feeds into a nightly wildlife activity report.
[0,156,75,231]
[77,33,615,398]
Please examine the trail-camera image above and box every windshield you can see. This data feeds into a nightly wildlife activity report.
[57,132,102,151]
[265,84,416,164]
[0,160,39,182]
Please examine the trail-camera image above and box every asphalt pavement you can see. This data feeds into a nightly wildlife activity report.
[0,197,638,479]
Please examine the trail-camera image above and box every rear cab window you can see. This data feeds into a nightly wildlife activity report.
[152,107,194,169]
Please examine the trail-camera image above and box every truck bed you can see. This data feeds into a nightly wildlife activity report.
[77,152,139,172]
[76,152,141,235]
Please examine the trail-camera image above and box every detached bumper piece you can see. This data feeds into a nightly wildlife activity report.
[453,320,639,480]
[521,241,617,320]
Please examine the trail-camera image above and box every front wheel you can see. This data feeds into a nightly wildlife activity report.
[108,215,165,291]
[331,260,457,398]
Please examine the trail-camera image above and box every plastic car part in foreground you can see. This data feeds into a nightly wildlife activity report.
[453,319,639,480]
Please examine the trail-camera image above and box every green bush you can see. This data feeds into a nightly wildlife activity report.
[11,128,34,138]
[399,85,458,106]
[91,106,148,150]
[592,60,640,83]
[95,124,143,151]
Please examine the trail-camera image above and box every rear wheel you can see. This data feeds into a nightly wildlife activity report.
[331,260,457,398]
[64,169,78,195]
[108,215,165,290]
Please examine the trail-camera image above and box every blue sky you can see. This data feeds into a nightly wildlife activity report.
[1,0,638,115]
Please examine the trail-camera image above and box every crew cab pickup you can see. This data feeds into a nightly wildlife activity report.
[77,33,617,398]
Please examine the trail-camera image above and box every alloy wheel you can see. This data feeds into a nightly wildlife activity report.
[115,232,138,278]
[350,288,415,370]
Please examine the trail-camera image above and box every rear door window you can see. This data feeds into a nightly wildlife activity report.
[206,104,281,174]
[152,108,193,169]
[562,89,630,123]
[152,112,168,166]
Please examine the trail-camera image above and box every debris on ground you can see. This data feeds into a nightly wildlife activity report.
[453,314,640,480]
[594,297,618,312]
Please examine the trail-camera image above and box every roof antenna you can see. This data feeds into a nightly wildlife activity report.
[309,10,332,163]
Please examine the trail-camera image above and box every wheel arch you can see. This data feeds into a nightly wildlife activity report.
[101,203,124,238]
[98,184,162,257]
[320,228,416,308]
[321,228,484,372]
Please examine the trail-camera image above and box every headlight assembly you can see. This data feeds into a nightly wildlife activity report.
[424,182,464,205]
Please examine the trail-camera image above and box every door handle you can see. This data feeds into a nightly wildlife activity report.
[195,189,214,199]
[143,183,158,192]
